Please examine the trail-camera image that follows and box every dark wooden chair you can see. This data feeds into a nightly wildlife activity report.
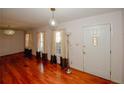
[50,55,57,64]
[36,51,41,59]
[50,55,54,64]
[60,57,68,69]
[53,55,57,64]
[24,48,32,58]
[42,53,48,61]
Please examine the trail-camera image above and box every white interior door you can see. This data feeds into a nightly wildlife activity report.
[83,24,111,80]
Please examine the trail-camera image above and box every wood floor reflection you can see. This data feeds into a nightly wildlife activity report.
[0,53,112,84]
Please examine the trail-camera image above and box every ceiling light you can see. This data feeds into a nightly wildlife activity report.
[49,8,57,27]
[3,25,15,36]
[4,29,15,35]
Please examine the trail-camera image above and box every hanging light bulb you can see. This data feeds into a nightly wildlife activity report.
[49,8,57,27]
[50,19,56,26]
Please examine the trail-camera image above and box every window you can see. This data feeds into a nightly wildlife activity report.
[39,32,44,52]
[25,33,30,48]
[37,32,44,52]
[55,31,61,55]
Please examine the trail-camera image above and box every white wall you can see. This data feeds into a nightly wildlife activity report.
[121,9,124,83]
[0,30,24,56]
[32,11,124,83]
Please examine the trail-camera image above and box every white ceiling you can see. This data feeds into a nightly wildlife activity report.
[0,8,121,30]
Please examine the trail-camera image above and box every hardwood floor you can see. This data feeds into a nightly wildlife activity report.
[0,53,112,84]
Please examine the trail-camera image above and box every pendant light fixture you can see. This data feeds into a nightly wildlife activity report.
[49,8,57,27]
[1,9,15,36]
[3,25,15,36]
[4,29,15,36]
